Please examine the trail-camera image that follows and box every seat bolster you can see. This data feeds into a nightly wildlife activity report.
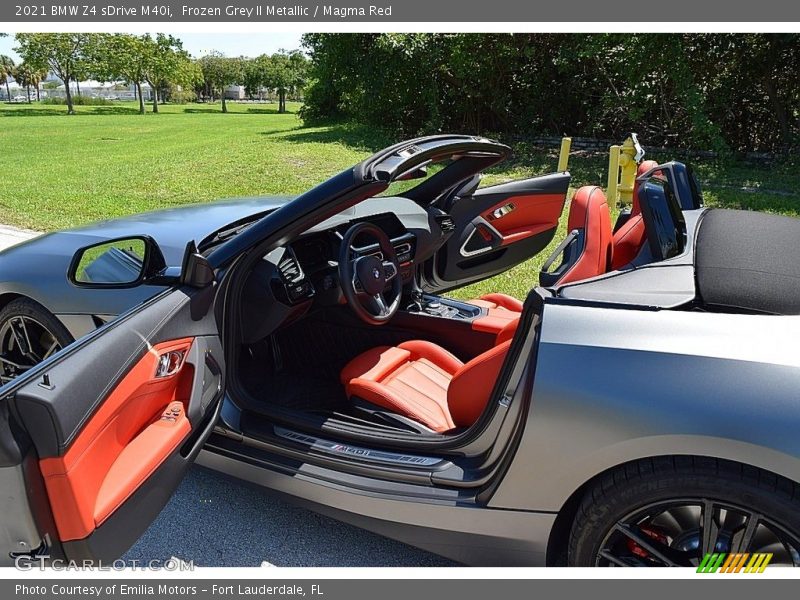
[340,345,410,385]
[558,186,613,285]
[495,319,519,345]
[447,340,512,427]
[611,213,646,270]
[347,378,454,432]
[397,340,463,375]
[479,293,523,313]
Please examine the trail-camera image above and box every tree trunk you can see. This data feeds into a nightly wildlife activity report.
[136,82,145,115]
[4,81,9,102]
[152,84,159,113]
[279,89,286,113]
[221,91,227,113]
[75,79,80,97]
[26,85,31,103]
[35,85,40,102]
[64,81,75,114]
[763,78,792,151]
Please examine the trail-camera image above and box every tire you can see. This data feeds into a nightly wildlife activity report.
[568,456,800,567]
[0,297,74,383]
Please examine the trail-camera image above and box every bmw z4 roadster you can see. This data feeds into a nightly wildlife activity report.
[1,135,800,567]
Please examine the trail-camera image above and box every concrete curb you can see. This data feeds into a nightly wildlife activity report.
[0,224,39,251]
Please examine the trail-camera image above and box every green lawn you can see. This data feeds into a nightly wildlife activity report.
[2,101,798,302]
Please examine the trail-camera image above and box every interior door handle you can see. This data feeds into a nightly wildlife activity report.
[490,203,515,220]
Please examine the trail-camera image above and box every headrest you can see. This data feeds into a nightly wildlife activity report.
[567,186,607,231]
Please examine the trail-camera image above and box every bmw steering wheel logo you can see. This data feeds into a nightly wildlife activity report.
[373,268,381,279]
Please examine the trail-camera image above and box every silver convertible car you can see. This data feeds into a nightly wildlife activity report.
[0,135,799,567]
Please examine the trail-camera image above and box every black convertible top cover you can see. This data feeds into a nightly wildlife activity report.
[695,208,800,314]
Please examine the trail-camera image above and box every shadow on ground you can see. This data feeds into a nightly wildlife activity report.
[124,466,455,567]
[263,122,390,152]
[181,106,297,115]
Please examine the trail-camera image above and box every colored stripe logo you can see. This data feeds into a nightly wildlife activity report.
[697,553,773,573]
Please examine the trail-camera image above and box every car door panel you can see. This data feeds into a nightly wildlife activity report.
[425,172,570,292]
[9,287,224,561]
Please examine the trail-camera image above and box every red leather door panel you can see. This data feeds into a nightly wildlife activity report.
[39,338,195,541]
[482,193,565,246]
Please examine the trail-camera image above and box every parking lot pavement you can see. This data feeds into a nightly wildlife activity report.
[0,224,38,251]
[124,465,456,567]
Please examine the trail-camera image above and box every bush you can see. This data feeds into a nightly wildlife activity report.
[166,86,197,104]
[301,33,800,153]
[42,96,116,106]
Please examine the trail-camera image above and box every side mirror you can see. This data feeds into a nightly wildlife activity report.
[69,236,168,288]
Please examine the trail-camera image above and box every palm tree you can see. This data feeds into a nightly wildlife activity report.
[32,67,48,101]
[0,55,14,102]
[12,63,35,103]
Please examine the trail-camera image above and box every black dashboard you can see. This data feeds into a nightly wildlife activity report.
[239,196,454,343]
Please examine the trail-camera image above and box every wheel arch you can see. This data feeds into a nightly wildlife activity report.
[545,452,800,566]
[0,292,24,312]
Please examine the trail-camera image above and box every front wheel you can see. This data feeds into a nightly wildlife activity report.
[0,298,73,384]
[569,457,800,567]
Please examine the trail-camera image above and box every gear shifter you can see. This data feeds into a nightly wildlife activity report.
[409,288,425,312]
[407,275,425,312]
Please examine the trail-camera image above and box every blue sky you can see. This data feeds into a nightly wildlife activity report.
[0,32,304,61]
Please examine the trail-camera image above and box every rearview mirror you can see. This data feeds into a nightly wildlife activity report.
[69,236,167,288]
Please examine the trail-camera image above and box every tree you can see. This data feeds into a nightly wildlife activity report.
[198,52,243,113]
[242,55,270,100]
[12,63,35,102]
[14,63,48,102]
[142,34,195,113]
[0,55,14,102]
[33,66,48,101]
[88,34,149,114]
[264,50,307,113]
[15,33,90,114]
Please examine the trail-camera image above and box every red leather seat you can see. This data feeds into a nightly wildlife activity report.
[555,185,613,285]
[611,160,659,270]
[341,322,518,433]
[467,293,523,313]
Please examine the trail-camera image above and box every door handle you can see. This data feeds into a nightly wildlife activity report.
[490,203,515,220]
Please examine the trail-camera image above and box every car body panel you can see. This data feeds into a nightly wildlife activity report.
[490,301,800,513]
[196,442,557,566]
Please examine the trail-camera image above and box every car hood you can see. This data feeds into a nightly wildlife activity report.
[3,196,292,266]
[66,196,292,247]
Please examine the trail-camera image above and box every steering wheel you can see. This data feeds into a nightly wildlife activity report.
[338,222,403,325]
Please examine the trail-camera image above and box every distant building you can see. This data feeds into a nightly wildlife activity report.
[224,85,246,100]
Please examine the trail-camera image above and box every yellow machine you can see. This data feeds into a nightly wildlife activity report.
[606,133,645,208]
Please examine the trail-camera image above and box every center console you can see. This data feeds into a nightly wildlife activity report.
[402,291,518,338]
[405,293,482,320]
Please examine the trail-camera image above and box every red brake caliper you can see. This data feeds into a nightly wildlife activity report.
[627,526,669,559]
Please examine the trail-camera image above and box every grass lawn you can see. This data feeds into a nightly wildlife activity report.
[2,101,798,302]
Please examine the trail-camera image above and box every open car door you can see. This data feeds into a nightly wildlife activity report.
[0,279,224,564]
[420,171,571,293]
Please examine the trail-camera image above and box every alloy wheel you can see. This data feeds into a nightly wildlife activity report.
[596,498,800,567]
[0,315,62,384]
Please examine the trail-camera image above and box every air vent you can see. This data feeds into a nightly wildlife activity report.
[435,215,456,233]
[278,251,304,283]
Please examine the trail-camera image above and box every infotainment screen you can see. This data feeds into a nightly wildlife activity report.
[638,177,687,261]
